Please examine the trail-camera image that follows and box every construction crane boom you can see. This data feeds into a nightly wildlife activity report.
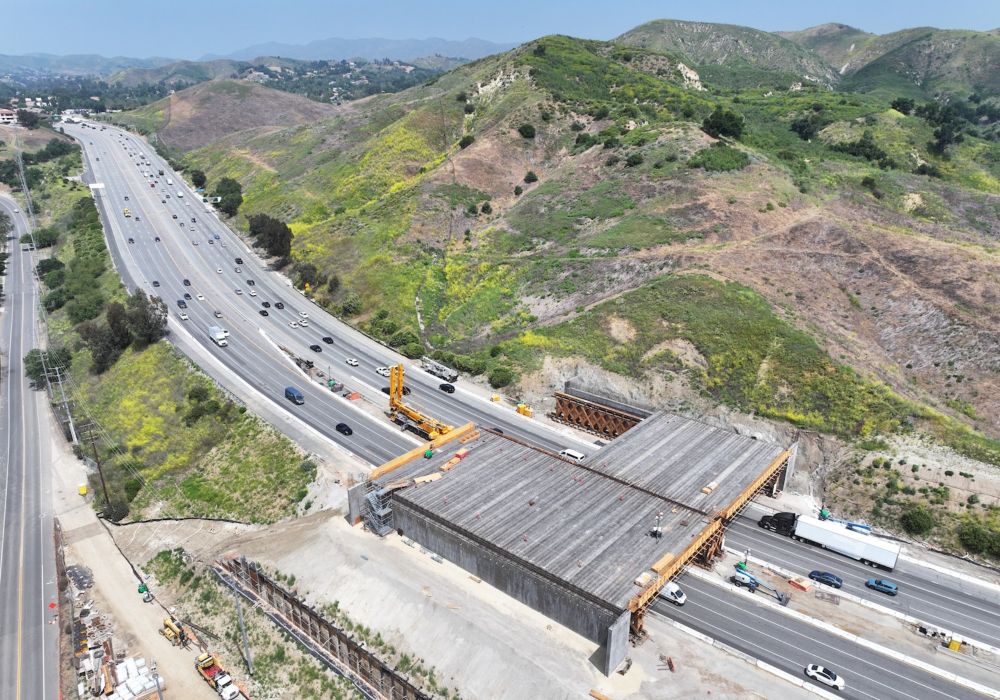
[388,364,454,440]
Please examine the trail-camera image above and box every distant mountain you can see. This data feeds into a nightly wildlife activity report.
[203,36,517,62]
[615,19,838,87]
[108,59,253,88]
[776,23,874,70]
[0,53,174,77]
[781,25,1000,97]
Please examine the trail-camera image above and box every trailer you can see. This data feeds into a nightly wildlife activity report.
[791,514,900,570]
[421,356,458,382]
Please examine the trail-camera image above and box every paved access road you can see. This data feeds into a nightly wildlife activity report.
[655,574,985,700]
[726,511,1000,648]
[0,196,59,699]
[63,122,595,466]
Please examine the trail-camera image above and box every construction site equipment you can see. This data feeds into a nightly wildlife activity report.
[731,564,789,605]
[516,403,534,417]
[159,616,188,647]
[388,364,453,440]
[195,653,241,700]
[421,355,458,382]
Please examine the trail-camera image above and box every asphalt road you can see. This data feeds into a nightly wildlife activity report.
[63,121,595,466]
[0,195,59,699]
[655,574,984,700]
[726,511,1000,648]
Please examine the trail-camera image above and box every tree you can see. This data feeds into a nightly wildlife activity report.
[36,257,64,276]
[16,110,40,129]
[126,290,167,346]
[189,169,206,188]
[513,185,523,196]
[890,97,915,115]
[458,134,475,149]
[957,519,991,554]
[790,114,824,141]
[247,213,293,258]
[106,302,133,350]
[23,347,71,384]
[213,177,243,216]
[523,170,538,183]
[77,320,121,373]
[702,107,744,139]
[899,505,934,536]
[517,124,536,139]
[0,211,11,237]
[480,202,492,214]
[340,292,362,316]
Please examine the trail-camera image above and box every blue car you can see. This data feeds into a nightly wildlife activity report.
[866,578,899,596]
[808,571,843,589]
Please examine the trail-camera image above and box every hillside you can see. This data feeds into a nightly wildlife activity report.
[108,59,250,87]
[204,36,517,62]
[776,23,874,70]
[114,80,338,152]
[124,27,1000,557]
[615,19,838,87]
[0,52,173,76]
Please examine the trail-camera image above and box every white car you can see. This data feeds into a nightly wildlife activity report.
[288,321,299,328]
[248,290,257,297]
[299,319,309,327]
[235,288,243,295]
[179,312,189,321]
[217,268,223,273]
[376,367,391,377]
[194,294,203,301]
[346,358,359,367]
[804,665,845,691]
[298,311,309,319]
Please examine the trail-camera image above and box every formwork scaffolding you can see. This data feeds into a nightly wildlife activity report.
[362,482,394,536]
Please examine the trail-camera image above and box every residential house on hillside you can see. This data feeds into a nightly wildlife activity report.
[0,108,17,125]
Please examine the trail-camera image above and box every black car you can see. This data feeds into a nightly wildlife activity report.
[261,301,271,308]
[128,237,135,244]
[234,257,243,265]
[191,217,196,223]
[246,279,255,286]
[309,344,322,352]
[322,336,334,344]
[382,386,412,395]
[152,280,160,287]
[183,292,192,300]
[183,279,191,286]
[335,423,353,436]
[177,300,187,308]
[439,383,456,393]
[154,236,161,242]
[274,302,284,310]
[259,309,269,316]
[172,214,177,219]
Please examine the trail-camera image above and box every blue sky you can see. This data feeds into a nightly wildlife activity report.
[6,0,999,58]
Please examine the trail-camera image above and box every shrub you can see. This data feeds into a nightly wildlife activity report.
[488,366,516,388]
[458,135,475,149]
[899,505,934,536]
[702,107,744,139]
[570,121,585,132]
[480,202,492,215]
[687,143,750,172]
[625,153,644,167]
[831,130,887,163]
[513,185,523,196]
[891,97,915,115]
[957,519,992,554]
[517,124,536,139]
[523,171,538,183]
[464,103,475,114]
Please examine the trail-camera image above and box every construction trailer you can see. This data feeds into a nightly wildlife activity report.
[348,412,794,675]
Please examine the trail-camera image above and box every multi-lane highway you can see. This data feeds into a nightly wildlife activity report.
[726,511,1000,648]
[0,195,59,699]
[655,575,983,700]
[64,121,594,465]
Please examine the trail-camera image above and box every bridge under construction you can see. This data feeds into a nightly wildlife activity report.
[349,411,794,675]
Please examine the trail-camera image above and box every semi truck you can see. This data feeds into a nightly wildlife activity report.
[195,653,241,700]
[421,356,458,382]
[759,512,900,570]
[208,326,229,347]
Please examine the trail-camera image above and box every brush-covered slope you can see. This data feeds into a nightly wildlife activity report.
[615,19,839,87]
[116,79,337,152]
[108,59,252,88]
[776,23,874,70]
[165,30,1000,457]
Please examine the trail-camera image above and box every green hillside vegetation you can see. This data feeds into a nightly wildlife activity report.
[776,24,874,68]
[25,146,311,523]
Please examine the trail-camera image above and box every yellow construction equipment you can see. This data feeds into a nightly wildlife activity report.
[122,207,131,217]
[516,403,534,417]
[388,364,453,440]
[159,616,189,647]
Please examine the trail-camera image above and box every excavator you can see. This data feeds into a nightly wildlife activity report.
[388,364,454,440]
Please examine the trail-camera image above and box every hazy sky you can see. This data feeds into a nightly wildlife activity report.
[5,0,999,58]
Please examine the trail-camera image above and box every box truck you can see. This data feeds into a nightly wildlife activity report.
[208,326,228,347]
[759,512,899,570]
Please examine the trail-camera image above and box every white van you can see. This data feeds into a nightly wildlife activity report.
[558,448,586,463]
[660,581,687,606]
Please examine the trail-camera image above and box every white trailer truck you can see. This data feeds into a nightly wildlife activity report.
[791,514,900,570]
[208,326,228,347]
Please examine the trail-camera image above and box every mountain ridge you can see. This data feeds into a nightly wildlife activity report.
[200,36,518,62]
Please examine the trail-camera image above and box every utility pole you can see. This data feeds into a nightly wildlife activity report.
[54,365,78,444]
[235,595,253,676]
[88,431,110,506]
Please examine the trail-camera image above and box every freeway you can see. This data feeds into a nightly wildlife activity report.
[63,121,595,466]
[655,574,984,700]
[0,195,59,698]
[726,511,1000,649]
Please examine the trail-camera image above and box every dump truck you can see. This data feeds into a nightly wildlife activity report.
[421,356,458,382]
[195,653,241,699]
[760,512,900,570]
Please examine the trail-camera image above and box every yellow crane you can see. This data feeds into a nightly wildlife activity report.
[388,364,453,440]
